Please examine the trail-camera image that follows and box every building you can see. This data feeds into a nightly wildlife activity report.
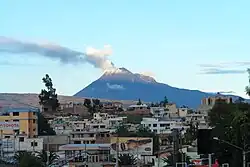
[101,102,123,113]
[58,144,115,167]
[39,135,70,151]
[141,117,188,134]
[150,107,168,118]
[1,137,43,157]
[0,107,39,138]
[201,94,233,106]
[70,120,111,144]
[70,130,111,144]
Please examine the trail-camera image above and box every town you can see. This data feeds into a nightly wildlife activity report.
[1,73,249,167]
[1,1,250,166]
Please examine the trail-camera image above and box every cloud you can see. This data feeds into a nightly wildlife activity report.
[0,60,37,66]
[198,64,225,68]
[218,91,235,94]
[106,83,125,90]
[141,71,155,77]
[199,61,250,68]
[200,68,247,75]
[199,61,250,75]
[0,36,115,71]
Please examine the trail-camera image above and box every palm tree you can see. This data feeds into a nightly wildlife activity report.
[36,150,59,166]
[14,151,43,167]
[246,68,250,96]
[118,154,137,166]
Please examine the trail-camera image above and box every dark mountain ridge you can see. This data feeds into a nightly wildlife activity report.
[74,67,246,108]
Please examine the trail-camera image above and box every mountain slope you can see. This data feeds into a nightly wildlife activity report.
[74,68,243,108]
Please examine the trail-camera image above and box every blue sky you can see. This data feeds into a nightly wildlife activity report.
[1,0,250,98]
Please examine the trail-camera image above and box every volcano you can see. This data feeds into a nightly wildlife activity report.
[74,67,241,108]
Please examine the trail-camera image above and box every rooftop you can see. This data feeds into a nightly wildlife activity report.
[0,107,40,114]
[59,144,111,151]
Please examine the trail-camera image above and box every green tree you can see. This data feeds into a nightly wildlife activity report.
[209,99,250,166]
[115,124,131,137]
[245,68,250,96]
[38,112,56,135]
[183,122,198,145]
[118,154,137,166]
[38,74,59,111]
[126,115,143,124]
[160,96,169,107]
[83,98,91,108]
[14,151,43,167]
[36,150,59,166]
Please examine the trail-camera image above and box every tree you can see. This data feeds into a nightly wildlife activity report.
[14,151,43,167]
[36,150,59,166]
[183,122,198,145]
[38,74,59,111]
[245,68,250,96]
[126,115,143,124]
[115,124,131,137]
[83,99,91,108]
[118,154,137,166]
[160,96,169,107]
[137,98,142,105]
[209,100,250,166]
[38,112,56,135]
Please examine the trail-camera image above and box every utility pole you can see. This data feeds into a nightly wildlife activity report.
[115,135,119,167]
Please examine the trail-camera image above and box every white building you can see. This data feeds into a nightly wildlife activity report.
[185,112,209,129]
[1,137,43,157]
[141,117,188,134]
[150,107,168,118]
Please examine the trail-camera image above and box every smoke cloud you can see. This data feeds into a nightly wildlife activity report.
[0,36,115,71]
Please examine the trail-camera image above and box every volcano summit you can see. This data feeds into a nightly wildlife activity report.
[74,67,225,108]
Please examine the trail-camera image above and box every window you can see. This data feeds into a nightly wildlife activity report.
[160,124,165,127]
[4,136,10,138]
[153,130,157,133]
[74,141,81,144]
[19,137,24,142]
[33,119,36,123]
[106,134,110,137]
[31,141,38,147]
[33,128,36,131]
[153,124,157,127]
[5,120,9,122]
[33,112,36,115]
[13,112,19,116]
[13,119,19,122]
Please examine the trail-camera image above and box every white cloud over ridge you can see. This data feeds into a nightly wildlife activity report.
[106,83,125,90]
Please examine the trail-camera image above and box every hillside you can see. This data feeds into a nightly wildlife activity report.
[75,67,244,108]
[0,93,135,108]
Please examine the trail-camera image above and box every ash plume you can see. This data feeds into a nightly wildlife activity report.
[0,36,115,71]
